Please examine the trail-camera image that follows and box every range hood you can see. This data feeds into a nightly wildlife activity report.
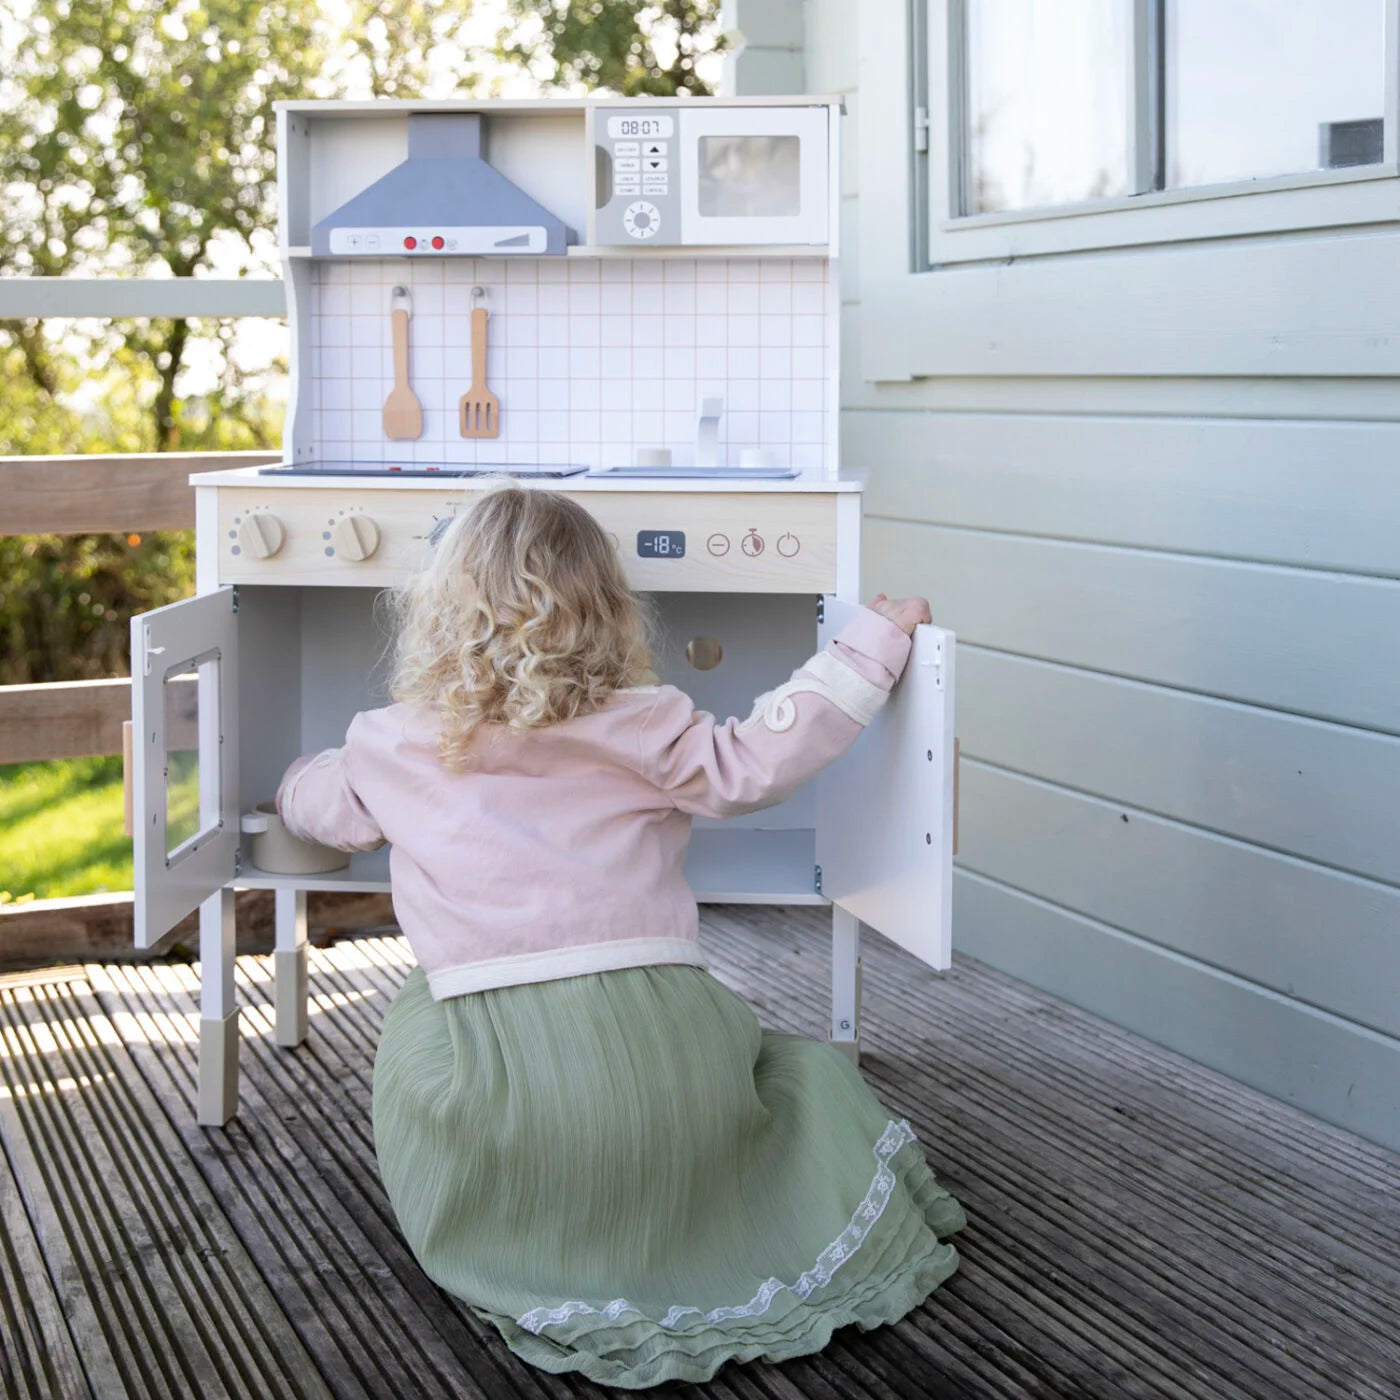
[311,113,573,257]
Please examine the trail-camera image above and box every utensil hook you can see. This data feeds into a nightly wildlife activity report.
[471,285,488,307]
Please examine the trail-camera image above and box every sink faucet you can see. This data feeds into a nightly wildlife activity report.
[696,396,723,469]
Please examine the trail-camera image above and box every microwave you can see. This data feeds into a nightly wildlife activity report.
[592,104,830,247]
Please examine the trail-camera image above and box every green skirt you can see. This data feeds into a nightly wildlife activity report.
[372,962,966,1389]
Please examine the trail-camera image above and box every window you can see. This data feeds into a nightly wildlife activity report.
[162,655,222,864]
[925,0,1399,262]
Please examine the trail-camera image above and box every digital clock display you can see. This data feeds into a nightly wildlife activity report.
[637,530,685,559]
[606,115,675,140]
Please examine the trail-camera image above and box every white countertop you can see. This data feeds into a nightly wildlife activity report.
[189,465,866,493]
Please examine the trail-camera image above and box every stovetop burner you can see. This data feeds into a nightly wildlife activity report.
[258,460,589,479]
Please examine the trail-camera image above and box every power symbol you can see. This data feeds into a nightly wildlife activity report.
[777,532,800,557]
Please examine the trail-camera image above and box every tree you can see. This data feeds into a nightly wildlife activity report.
[498,0,725,96]
[0,0,330,449]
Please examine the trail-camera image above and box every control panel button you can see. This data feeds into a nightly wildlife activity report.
[643,141,668,157]
[615,182,640,195]
[330,514,381,562]
[623,201,661,240]
[236,511,285,560]
[642,156,668,173]
[615,157,640,172]
[614,141,640,156]
[403,235,417,250]
[741,528,765,557]
[706,532,731,557]
[777,532,800,558]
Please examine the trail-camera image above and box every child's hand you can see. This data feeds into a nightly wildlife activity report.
[870,593,932,636]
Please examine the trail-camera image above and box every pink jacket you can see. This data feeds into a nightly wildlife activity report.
[277,606,911,999]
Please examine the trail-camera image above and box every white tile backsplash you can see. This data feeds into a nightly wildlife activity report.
[307,256,830,469]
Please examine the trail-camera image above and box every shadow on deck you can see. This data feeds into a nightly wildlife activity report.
[1,905,1397,1399]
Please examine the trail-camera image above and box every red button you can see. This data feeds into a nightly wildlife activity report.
[431,235,445,250]
[403,236,417,250]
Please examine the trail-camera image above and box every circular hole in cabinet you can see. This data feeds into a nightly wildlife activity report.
[685,636,723,671]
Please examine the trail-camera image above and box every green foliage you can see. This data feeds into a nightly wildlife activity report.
[0,756,132,900]
[0,531,193,685]
[0,0,323,448]
[499,0,725,96]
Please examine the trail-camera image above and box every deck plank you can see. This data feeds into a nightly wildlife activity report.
[2,907,1396,1399]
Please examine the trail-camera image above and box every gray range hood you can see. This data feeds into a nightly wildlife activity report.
[312,113,573,256]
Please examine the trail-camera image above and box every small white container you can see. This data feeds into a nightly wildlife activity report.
[635,447,672,468]
[240,802,350,875]
[738,447,776,471]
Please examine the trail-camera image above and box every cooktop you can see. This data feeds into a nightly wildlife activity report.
[258,460,588,479]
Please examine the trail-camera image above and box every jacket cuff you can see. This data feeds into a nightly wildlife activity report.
[834,606,914,683]
[275,753,318,819]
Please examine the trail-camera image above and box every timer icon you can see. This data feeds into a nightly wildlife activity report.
[741,529,765,557]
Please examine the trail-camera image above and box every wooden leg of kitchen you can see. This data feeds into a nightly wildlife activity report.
[830,905,861,1066]
[198,886,239,1126]
[274,887,309,1049]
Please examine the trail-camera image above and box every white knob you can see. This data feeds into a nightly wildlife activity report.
[331,514,380,561]
[237,511,285,559]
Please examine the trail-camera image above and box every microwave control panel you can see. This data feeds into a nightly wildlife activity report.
[595,109,680,246]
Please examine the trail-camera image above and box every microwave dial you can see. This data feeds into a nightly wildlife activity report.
[623,201,661,240]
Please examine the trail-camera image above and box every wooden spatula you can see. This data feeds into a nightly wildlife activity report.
[459,305,500,438]
[383,286,422,441]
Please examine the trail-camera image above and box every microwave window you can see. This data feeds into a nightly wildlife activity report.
[697,135,801,218]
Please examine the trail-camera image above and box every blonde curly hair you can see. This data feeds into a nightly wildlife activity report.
[388,484,653,769]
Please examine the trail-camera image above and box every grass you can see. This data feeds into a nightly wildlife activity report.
[1,756,133,900]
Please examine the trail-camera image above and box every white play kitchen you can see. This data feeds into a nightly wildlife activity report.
[128,95,958,1124]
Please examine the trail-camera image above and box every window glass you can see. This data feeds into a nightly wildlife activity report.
[1167,0,1386,188]
[163,658,219,858]
[964,0,1134,214]
[698,136,801,217]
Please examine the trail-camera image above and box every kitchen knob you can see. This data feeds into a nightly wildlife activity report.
[331,514,381,561]
[236,511,285,559]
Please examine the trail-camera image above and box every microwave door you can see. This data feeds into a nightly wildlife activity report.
[677,107,830,246]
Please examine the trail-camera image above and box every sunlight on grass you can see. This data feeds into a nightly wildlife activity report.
[0,757,133,900]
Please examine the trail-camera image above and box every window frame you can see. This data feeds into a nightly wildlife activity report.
[922,0,1400,267]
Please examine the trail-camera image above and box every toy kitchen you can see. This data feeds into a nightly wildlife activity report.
[128,95,957,1124]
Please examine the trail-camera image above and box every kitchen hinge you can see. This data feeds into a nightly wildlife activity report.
[925,636,945,691]
[816,596,825,624]
[814,864,823,895]
[233,849,243,876]
[913,105,930,155]
[230,585,240,614]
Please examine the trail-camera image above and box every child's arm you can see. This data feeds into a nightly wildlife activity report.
[639,603,919,819]
[275,714,386,851]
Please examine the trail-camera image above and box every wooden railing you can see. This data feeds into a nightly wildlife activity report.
[0,448,392,965]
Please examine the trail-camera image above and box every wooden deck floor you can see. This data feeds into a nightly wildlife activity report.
[1,906,1397,1400]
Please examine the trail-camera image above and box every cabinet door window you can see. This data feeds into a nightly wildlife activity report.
[162,655,222,863]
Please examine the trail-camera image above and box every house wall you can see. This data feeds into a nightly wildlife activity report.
[730,0,1400,1149]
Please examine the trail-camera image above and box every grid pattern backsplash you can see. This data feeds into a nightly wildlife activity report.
[305,256,831,470]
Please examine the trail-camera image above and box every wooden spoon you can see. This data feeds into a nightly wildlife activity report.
[459,305,500,438]
[383,286,422,440]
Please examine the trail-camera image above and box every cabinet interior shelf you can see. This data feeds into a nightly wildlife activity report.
[236,827,826,906]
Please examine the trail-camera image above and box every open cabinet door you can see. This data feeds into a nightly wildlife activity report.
[816,598,955,971]
[130,589,240,949]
